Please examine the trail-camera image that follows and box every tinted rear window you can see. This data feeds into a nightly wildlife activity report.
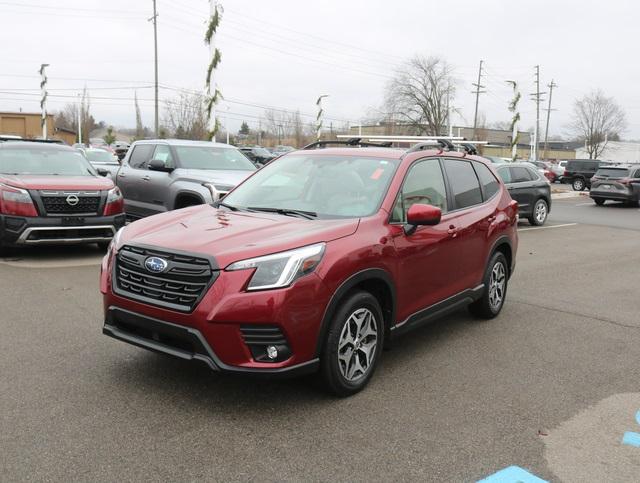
[595,168,630,178]
[473,162,500,200]
[444,159,483,209]
[567,160,599,171]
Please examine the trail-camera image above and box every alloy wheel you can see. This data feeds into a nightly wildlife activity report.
[488,262,506,311]
[337,308,378,382]
[535,201,547,223]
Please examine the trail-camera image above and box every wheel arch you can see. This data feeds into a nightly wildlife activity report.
[488,235,513,278]
[173,190,206,209]
[315,268,396,357]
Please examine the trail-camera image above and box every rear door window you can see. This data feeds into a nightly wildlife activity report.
[128,144,155,169]
[443,159,483,209]
[473,161,500,200]
[510,166,533,183]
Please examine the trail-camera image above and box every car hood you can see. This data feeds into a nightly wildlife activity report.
[118,204,359,268]
[0,174,114,191]
[174,169,255,189]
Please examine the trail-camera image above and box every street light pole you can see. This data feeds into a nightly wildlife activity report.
[150,0,159,137]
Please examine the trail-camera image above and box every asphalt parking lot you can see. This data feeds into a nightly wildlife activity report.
[1,195,639,482]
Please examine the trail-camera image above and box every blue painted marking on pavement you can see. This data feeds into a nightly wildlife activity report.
[622,432,640,448]
[635,410,640,426]
[477,465,548,483]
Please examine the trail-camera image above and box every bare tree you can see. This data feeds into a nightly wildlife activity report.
[53,87,96,144]
[569,89,627,159]
[163,92,208,140]
[384,55,456,135]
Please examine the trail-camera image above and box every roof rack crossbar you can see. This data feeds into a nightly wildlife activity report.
[302,138,393,150]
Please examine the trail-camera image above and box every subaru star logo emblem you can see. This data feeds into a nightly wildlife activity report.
[66,194,79,206]
[144,256,168,273]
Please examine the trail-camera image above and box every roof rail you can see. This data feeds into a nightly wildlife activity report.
[458,143,478,155]
[302,138,393,150]
[0,136,65,144]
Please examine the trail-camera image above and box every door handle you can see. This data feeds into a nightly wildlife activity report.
[447,225,458,237]
[142,175,151,181]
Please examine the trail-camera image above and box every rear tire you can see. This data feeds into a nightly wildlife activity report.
[572,178,585,191]
[469,252,509,319]
[320,291,384,397]
[528,198,548,226]
[593,198,605,206]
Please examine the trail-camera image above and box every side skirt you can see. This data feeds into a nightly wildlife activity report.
[390,285,485,338]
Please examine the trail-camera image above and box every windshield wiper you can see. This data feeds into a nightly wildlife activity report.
[216,201,240,211]
[247,206,317,220]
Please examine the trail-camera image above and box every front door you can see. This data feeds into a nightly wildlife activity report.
[390,158,459,322]
[117,143,155,219]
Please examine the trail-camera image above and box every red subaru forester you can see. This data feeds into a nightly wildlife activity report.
[101,140,518,396]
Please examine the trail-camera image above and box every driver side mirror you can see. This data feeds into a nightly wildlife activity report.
[96,168,110,177]
[148,158,174,172]
[404,204,441,235]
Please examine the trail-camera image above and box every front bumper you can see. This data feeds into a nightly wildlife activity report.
[101,250,332,375]
[103,306,319,377]
[0,214,125,247]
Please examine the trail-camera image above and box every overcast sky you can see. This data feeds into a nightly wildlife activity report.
[2,0,640,139]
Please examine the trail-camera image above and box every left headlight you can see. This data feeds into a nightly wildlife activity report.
[227,243,325,290]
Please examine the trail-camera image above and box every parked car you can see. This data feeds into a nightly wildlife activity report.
[115,139,256,219]
[89,137,108,148]
[110,141,130,161]
[589,164,640,206]
[101,142,518,396]
[84,148,120,178]
[530,161,556,183]
[239,146,276,166]
[496,162,551,225]
[483,155,509,164]
[563,159,602,191]
[551,160,567,181]
[0,141,125,252]
[272,145,296,156]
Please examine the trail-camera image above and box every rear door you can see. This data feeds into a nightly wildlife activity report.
[117,143,155,218]
[441,158,496,291]
[501,166,536,214]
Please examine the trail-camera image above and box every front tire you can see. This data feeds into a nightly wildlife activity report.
[593,198,605,206]
[528,198,548,226]
[469,252,509,319]
[572,178,585,191]
[320,291,384,397]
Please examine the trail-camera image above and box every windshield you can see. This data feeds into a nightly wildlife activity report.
[223,154,400,218]
[86,150,117,163]
[595,168,629,178]
[174,146,257,170]
[0,147,96,176]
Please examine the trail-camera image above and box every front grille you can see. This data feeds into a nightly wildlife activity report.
[27,227,114,241]
[114,245,217,312]
[41,193,101,215]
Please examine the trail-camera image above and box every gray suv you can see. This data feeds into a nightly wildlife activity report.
[116,140,256,219]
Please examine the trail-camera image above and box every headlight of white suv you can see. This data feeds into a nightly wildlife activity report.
[227,243,325,290]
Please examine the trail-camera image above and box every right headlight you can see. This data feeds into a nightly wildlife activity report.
[227,243,325,290]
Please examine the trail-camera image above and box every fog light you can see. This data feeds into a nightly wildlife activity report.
[266,345,278,360]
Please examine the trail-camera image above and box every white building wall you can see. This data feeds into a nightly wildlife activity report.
[575,141,640,163]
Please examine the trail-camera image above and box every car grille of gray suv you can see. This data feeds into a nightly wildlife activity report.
[113,245,217,312]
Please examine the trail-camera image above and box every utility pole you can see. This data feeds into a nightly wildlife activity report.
[150,0,159,137]
[543,80,557,160]
[530,65,546,160]
[77,93,82,144]
[472,60,485,139]
[39,64,49,140]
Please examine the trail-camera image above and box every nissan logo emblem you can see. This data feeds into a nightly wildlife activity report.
[66,194,79,206]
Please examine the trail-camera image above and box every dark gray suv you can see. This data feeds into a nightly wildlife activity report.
[116,140,256,219]
[496,162,551,225]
